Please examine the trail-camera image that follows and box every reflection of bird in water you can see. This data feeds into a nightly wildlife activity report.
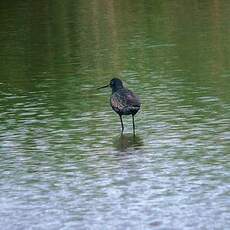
[98,78,141,134]
[113,134,143,152]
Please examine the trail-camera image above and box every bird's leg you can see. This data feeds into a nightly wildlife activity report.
[119,115,124,133]
[132,114,136,135]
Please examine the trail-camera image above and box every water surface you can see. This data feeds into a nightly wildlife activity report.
[0,0,230,229]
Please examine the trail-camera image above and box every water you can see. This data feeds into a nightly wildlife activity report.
[0,0,230,229]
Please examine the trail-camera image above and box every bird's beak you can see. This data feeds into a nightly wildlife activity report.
[97,84,109,90]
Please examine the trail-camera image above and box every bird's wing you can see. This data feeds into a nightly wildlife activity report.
[126,90,141,106]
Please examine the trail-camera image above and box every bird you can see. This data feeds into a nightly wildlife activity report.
[98,78,141,134]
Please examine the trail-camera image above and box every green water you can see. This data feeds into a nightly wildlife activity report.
[0,1,230,229]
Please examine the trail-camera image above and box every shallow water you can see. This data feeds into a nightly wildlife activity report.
[0,0,230,229]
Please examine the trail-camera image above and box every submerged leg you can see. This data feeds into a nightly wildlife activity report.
[132,114,136,135]
[119,115,124,133]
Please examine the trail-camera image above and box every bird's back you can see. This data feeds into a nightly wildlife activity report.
[110,88,141,115]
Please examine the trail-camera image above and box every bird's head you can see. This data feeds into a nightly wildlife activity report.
[98,78,123,93]
[109,78,123,90]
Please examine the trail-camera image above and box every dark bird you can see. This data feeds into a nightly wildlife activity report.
[98,78,141,134]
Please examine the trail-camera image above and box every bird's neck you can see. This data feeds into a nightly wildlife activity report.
[112,85,123,94]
